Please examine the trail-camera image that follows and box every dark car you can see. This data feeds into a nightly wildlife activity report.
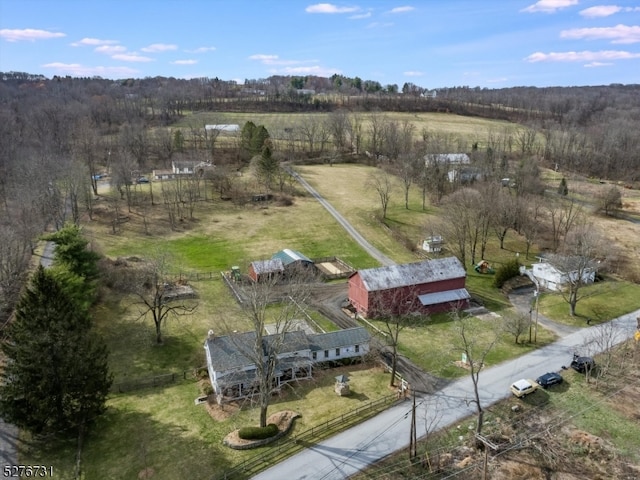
[570,354,595,373]
[136,177,150,184]
[536,372,563,388]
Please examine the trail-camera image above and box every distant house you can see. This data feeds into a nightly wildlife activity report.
[153,160,213,180]
[530,256,597,292]
[422,236,444,253]
[424,153,470,167]
[204,326,370,404]
[348,257,470,318]
[248,258,285,282]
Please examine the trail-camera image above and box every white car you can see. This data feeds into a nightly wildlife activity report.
[510,378,538,398]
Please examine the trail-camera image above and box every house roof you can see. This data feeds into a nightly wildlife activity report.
[272,248,313,266]
[418,288,470,306]
[205,330,310,371]
[424,153,470,165]
[251,258,284,275]
[308,327,370,352]
[353,257,466,292]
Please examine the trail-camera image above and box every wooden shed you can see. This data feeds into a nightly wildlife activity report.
[348,257,470,318]
[271,249,314,277]
[248,258,285,282]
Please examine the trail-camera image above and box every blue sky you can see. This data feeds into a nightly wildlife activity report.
[1,0,639,88]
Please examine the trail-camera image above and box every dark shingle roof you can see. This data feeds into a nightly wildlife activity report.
[308,327,370,352]
[355,257,466,292]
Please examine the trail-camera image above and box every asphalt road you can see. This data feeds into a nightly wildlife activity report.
[253,307,640,480]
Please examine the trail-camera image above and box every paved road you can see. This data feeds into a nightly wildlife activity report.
[288,168,396,267]
[254,308,640,480]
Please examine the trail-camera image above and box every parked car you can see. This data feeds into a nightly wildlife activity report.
[570,354,595,373]
[536,372,563,388]
[510,378,538,398]
[136,177,150,184]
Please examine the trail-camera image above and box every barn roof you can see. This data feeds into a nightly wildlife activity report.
[424,153,471,165]
[251,258,284,275]
[308,327,370,352]
[272,249,313,266]
[354,257,466,292]
[418,288,470,306]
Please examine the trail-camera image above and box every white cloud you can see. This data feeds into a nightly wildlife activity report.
[172,59,198,65]
[187,46,217,53]
[248,54,303,65]
[522,0,578,13]
[94,45,127,55]
[403,71,424,77]
[0,28,65,42]
[525,49,640,62]
[350,12,371,19]
[561,24,640,44]
[584,61,613,67]
[111,53,154,62]
[272,65,342,76]
[141,43,178,52]
[366,22,394,28]
[70,37,118,47]
[388,6,414,14]
[305,3,359,14]
[42,62,138,77]
[579,5,622,17]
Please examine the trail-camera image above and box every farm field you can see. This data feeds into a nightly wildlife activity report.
[20,122,640,480]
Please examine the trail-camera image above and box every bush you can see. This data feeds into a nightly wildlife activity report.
[494,259,521,288]
[238,423,279,440]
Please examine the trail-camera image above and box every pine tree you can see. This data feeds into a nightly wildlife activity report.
[0,266,112,436]
[558,177,569,196]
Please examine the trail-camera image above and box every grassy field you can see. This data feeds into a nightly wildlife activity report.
[23,140,640,478]
[171,111,519,149]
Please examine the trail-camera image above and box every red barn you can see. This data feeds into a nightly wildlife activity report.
[248,258,284,282]
[348,257,470,318]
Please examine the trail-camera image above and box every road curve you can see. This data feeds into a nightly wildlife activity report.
[288,167,396,267]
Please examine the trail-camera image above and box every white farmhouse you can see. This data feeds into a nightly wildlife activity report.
[530,257,597,292]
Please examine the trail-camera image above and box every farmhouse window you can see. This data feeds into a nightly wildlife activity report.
[312,352,317,360]
[324,350,329,358]
[336,348,340,356]
[355,345,360,353]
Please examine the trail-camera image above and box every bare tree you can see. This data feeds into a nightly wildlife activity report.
[228,272,310,427]
[546,196,583,252]
[367,169,395,220]
[451,309,501,436]
[548,223,604,316]
[595,185,622,217]
[503,311,532,344]
[129,250,197,344]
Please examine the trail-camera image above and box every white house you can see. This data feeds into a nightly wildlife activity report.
[530,257,597,292]
[422,235,444,253]
[424,153,470,167]
[204,327,370,404]
[205,124,240,133]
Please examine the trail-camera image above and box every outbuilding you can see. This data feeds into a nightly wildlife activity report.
[271,249,314,276]
[248,258,285,282]
[348,257,470,318]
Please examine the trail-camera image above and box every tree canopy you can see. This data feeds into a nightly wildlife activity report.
[0,266,111,436]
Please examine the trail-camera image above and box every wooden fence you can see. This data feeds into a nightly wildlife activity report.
[212,393,398,480]
[110,367,207,394]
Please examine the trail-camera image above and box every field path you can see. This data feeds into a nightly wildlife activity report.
[287,167,396,267]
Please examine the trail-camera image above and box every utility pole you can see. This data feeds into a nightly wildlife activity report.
[534,289,539,343]
[409,389,417,461]
[475,433,499,480]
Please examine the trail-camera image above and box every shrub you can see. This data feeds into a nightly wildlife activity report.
[238,423,279,440]
[494,259,521,288]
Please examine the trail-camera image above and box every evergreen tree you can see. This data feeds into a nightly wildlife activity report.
[558,177,569,196]
[255,140,279,192]
[0,266,112,436]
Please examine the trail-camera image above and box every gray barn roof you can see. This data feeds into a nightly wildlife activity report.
[251,258,284,275]
[418,288,470,306]
[355,257,466,292]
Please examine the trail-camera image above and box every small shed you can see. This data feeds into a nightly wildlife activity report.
[248,258,285,282]
[422,236,444,253]
[334,374,350,396]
